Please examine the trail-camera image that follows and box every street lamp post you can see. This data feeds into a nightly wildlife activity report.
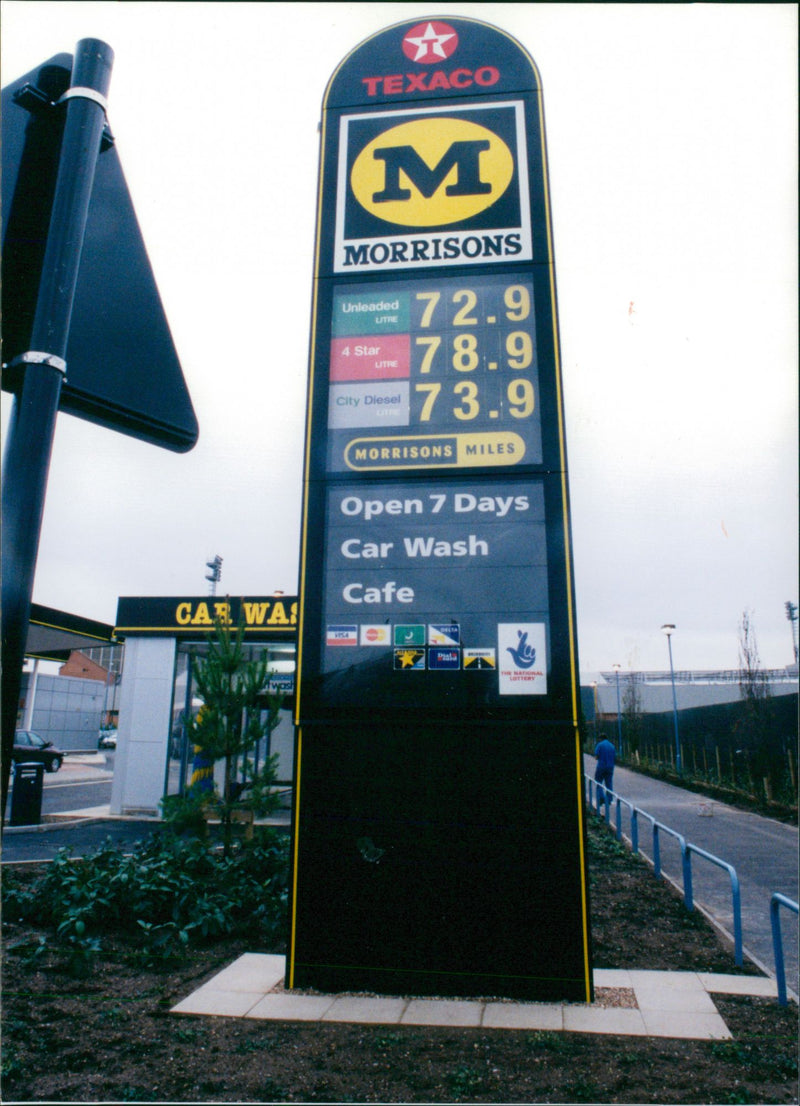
[661,624,681,774]
[612,663,623,757]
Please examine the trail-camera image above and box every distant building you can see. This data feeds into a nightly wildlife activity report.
[585,667,798,720]
[19,669,106,751]
[582,667,799,755]
[59,649,111,683]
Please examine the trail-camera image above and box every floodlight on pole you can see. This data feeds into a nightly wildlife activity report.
[612,663,623,757]
[205,554,223,596]
[785,601,798,664]
[660,624,681,774]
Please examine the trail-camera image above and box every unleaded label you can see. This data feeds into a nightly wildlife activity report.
[332,292,410,335]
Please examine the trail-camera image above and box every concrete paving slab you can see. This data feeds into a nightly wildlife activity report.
[204,953,285,993]
[246,993,336,1021]
[594,968,633,989]
[169,953,785,1039]
[322,996,408,1024]
[172,987,265,1017]
[698,973,778,997]
[640,1009,732,1040]
[401,999,483,1027]
[634,983,718,1014]
[49,805,111,819]
[627,969,703,989]
[563,1005,648,1036]
[482,1002,564,1030]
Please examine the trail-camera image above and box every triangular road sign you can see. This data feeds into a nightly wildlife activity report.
[2,54,198,451]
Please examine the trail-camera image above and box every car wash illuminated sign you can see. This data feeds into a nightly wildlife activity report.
[292,16,592,1004]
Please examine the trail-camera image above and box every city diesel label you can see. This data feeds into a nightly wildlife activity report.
[335,102,532,272]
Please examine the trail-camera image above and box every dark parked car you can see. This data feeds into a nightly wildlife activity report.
[98,728,117,750]
[13,729,64,772]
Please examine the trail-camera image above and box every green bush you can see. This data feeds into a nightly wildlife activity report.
[2,830,290,967]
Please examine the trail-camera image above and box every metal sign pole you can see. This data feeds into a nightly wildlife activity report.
[1,39,114,826]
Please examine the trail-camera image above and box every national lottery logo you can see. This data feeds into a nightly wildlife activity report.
[498,623,547,696]
[506,629,536,669]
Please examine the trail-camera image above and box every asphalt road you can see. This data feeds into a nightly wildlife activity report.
[585,756,799,996]
[2,817,164,862]
[3,754,158,861]
[41,774,112,817]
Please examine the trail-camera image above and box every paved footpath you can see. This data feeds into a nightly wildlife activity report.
[585,757,798,996]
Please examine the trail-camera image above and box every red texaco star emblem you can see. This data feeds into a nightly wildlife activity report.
[402,21,459,64]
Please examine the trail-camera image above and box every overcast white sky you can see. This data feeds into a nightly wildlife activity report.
[2,2,797,677]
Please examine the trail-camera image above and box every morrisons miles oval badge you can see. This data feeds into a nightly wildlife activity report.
[350,116,514,227]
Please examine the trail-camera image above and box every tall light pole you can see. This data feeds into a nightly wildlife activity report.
[661,624,681,774]
[785,601,798,664]
[612,663,623,757]
[205,555,223,597]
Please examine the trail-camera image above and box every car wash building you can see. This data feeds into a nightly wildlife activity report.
[109,595,297,816]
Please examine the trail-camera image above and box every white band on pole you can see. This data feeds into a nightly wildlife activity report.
[58,86,108,111]
[5,351,67,374]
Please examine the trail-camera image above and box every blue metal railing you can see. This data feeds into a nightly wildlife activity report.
[683,842,743,966]
[770,893,799,1005]
[634,807,687,885]
[586,776,638,849]
[585,773,743,965]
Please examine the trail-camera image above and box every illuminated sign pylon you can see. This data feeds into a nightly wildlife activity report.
[291,16,592,1004]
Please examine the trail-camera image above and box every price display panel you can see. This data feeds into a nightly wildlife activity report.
[325,273,541,473]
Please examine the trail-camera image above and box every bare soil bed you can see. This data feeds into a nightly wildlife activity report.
[2,817,797,1104]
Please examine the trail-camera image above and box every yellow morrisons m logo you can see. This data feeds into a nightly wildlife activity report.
[351,117,514,227]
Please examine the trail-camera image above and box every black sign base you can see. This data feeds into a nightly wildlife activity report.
[290,720,591,1003]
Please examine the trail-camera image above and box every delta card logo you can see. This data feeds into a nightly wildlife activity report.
[334,102,531,272]
[327,624,358,646]
[428,623,460,647]
[498,623,547,695]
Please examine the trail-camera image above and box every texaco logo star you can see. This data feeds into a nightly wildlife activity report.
[402,21,458,64]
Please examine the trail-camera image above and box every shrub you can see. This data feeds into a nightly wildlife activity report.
[1,829,290,965]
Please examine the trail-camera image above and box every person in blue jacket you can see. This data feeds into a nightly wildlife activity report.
[593,733,616,811]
